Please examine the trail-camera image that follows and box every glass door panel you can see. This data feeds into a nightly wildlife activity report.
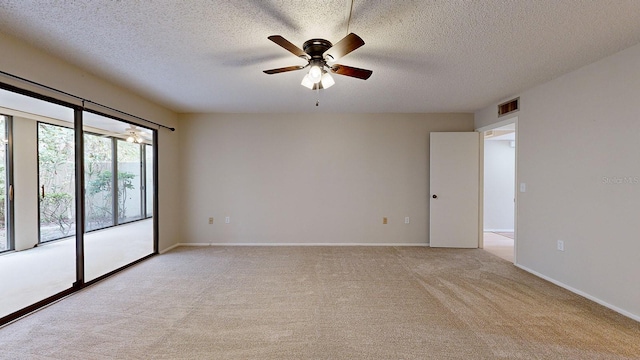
[38,123,76,243]
[0,88,75,320]
[85,133,114,231]
[145,144,153,218]
[83,112,154,282]
[0,115,8,252]
[117,140,142,223]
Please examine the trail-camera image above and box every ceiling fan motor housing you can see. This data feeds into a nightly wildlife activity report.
[303,39,332,60]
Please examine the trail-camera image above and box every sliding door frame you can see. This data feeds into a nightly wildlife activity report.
[74,108,85,286]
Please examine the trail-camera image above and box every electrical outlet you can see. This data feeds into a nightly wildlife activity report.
[405,217,410,224]
[208,217,214,224]
[225,216,230,224]
[383,217,388,224]
[557,240,564,251]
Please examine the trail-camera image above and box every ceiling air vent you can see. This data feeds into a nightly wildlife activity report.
[498,97,519,117]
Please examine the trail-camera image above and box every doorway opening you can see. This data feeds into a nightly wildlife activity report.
[481,120,516,262]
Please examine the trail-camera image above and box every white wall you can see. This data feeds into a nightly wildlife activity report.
[178,113,474,245]
[475,43,640,320]
[483,140,515,231]
[0,31,180,251]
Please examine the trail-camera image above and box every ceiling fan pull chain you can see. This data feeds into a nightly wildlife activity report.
[316,86,320,106]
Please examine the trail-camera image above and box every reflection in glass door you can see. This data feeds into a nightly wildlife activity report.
[83,111,154,282]
[85,133,115,231]
[0,89,76,321]
[0,115,11,252]
[38,123,76,243]
[0,85,159,324]
[145,144,153,218]
[117,140,143,223]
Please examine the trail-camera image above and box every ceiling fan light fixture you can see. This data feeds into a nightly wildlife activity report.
[321,72,335,89]
[126,134,135,143]
[301,74,315,89]
[266,33,371,94]
[308,65,322,83]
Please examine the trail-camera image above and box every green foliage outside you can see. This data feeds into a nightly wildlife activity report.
[0,163,5,229]
[87,170,136,224]
[39,125,140,240]
[39,124,76,240]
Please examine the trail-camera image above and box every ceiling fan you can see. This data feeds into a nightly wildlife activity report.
[123,125,151,144]
[263,33,372,90]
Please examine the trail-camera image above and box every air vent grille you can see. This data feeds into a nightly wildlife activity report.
[498,97,519,117]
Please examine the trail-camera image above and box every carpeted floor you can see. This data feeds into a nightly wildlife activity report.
[1,246,638,359]
[0,219,153,319]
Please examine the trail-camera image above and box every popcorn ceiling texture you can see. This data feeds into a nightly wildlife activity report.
[0,0,640,113]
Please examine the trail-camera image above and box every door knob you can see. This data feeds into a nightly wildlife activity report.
[432,194,437,199]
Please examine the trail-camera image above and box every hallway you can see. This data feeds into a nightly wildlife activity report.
[483,231,514,263]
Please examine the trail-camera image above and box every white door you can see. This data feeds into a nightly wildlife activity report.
[430,132,480,248]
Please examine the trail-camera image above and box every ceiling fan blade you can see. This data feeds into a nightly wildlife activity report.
[330,64,373,80]
[263,65,306,74]
[267,35,308,58]
[323,33,365,61]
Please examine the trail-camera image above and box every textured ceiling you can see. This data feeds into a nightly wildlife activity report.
[1,0,640,113]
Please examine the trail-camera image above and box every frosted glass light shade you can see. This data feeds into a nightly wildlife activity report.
[301,74,314,89]
[308,65,322,83]
[321,72,335,89]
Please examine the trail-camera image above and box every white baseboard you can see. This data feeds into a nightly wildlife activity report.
[159,243,181,254]
[515,264,640,323]
[484,229,515,232]
[168,242,430,248]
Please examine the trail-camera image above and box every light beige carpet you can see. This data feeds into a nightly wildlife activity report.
[0,219,153,319]
[1,246,638,359]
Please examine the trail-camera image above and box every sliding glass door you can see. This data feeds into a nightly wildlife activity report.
[0,85,157,323]
[83,111,154,281]
[0,89,76,320]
